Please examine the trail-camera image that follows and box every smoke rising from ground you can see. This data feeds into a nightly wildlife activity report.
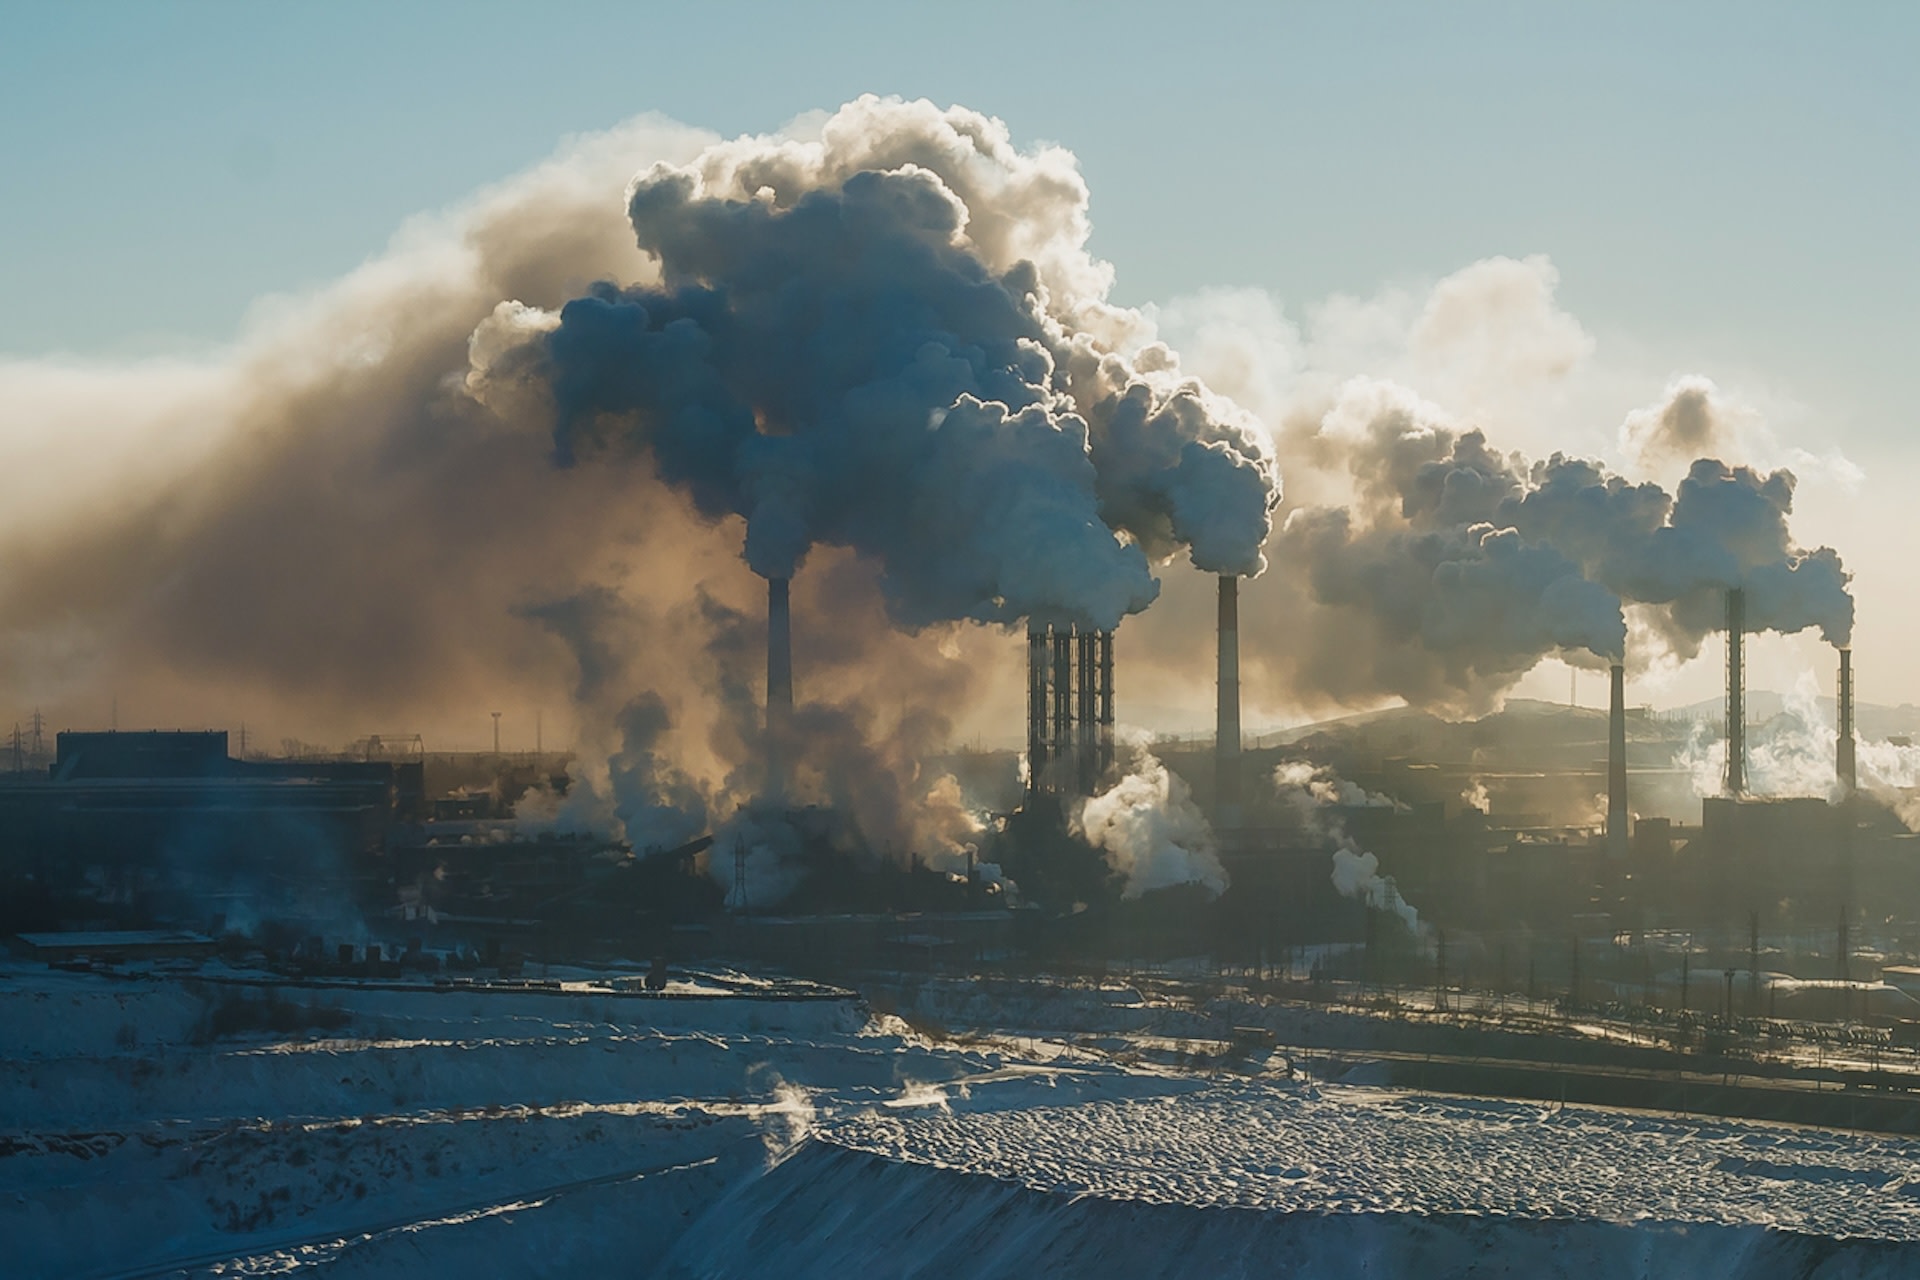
[1071,734,1226,899]
[1274,762,1421,932]
[1674,670,1920,827]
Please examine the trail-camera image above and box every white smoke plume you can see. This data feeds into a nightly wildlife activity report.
[1072,735,1226,899]
[1129,260,1855,727]
[6,99,1277,888]
[1330,846,1420,932]
[1461,779,1492,814]
[473,95,1282,631]
[1673,669,1920,826]
[1268,376,1852,713]
[1620,375,1749,476]
[1274,761,1421,932]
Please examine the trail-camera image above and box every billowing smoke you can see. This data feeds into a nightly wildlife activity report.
[1330,847,1420,933]
[1071,734,1226,898]
[472,96,1281,629]
[1266,377,1851,711]
[1274,761,1421,932]
[1620,376,1747,474]
[1674,671,1920,824]
[0,98,1284,893]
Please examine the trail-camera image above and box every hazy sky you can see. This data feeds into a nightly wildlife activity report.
[3,1,1915,712]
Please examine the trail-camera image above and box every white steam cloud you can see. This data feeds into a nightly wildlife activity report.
[1072,735,1226,899]
[1274,761,1420,932]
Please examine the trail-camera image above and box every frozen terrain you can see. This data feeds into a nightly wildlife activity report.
[6,961,1920,1277]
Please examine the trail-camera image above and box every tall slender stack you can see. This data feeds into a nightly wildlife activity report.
[766,576,794,797]
[1725,587,1746,797]
[1837,648,1856,797]
[1607,662,1628,858]
[1025,623,1115,798]
[1216,575,1242,828]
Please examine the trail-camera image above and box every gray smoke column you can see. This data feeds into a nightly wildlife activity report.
[474,97,1282,633]
[1608,662,1627,858]
[767,576,793,797]
[1216,575,1242,827]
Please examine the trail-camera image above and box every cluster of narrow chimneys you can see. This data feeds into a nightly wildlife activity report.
[1206,582,1857,857]
[1024,624,1115,797]
[762,578,1859,836]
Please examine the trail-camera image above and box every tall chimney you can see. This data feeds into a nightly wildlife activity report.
[1026,626,1050,796]
[1216,575,1242,827]
[1725,587,1746,797]
[1607,662,1628,857]
[1051,627,1073,793]
[1076,629,1098,793]
[1837,647,1856,797]
[767,576,794,796]
[1096,629,1115,778]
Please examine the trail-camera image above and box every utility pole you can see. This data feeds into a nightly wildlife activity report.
[1749,911,1760,1014]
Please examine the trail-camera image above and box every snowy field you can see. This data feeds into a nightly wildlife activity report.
[6,961,1920,1277]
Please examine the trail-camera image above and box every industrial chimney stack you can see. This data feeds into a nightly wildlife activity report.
[1216,576,1242,828]
[1025,623,1114,800]
[1725,587,1746,797]
[1607,662,1628,858]
[766,576,794,796]
[1837,648,1856,798]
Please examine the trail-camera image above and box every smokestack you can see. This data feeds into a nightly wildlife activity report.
[1026,626,1050,796]
[1097,629,1115,778]
[1076,628,1097,793]
[1051,628,1073,793]
[1837,647,1856,798]
[767,576,793,795]
[1216,575,1242,828]
[1725,587,1746,797]
[1607,663,1627,858]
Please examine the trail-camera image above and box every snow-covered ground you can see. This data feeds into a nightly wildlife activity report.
[6,960,1920,1277]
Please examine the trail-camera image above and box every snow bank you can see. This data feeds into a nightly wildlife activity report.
[661,1140,1920,1279]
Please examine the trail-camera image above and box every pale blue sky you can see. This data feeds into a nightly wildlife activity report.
[3,1,1916,706]
[5,2,1913,389]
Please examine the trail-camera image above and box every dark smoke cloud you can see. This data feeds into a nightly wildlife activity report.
[1239,377,1851,715]
[474,96,1281,632]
